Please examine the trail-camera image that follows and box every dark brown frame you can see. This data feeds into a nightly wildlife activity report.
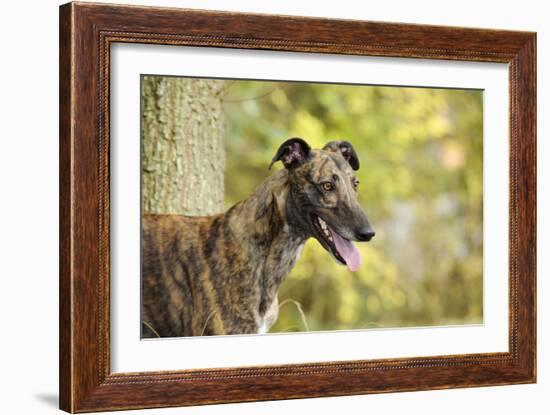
[59,2,536,412]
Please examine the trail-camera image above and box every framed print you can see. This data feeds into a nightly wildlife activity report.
[59,2,536,412]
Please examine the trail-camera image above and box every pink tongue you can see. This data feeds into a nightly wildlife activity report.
[330,228,362,272]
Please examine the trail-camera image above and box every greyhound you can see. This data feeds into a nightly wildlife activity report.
[141,138,375,338]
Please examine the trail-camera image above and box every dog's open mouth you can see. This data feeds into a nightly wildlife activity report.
[312,215,362,272]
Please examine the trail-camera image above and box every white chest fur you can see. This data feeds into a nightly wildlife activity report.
[257,296,279,334]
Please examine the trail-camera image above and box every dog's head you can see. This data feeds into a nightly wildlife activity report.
[270,137,375,271]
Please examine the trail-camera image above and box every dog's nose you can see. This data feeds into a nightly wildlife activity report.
[357,228,375,242]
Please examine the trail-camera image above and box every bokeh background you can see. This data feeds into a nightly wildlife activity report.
[222,80,483,333]
[141,76,483,334]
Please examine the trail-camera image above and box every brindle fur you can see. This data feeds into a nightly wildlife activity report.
[141,138,374,337]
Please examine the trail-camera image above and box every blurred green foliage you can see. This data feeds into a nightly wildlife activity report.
[222,80,483,332]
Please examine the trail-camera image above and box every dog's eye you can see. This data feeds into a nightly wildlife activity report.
[321,182,334,192]
[353,178,359,189]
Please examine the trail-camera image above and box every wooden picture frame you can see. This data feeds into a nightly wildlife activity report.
[59,2,536,412]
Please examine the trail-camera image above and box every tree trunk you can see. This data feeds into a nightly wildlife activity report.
[141,76,225,215]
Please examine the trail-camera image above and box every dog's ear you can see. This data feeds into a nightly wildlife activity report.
[323,140,360,170]
[269,137,311,170]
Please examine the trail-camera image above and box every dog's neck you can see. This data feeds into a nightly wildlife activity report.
[225,169,307,316]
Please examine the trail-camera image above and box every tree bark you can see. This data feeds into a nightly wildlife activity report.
[141,76,225,215]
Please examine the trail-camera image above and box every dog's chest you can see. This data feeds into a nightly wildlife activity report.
[257,297,279,334]
[255,241,304,334]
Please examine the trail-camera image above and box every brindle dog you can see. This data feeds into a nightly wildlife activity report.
[141,138,375,338]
